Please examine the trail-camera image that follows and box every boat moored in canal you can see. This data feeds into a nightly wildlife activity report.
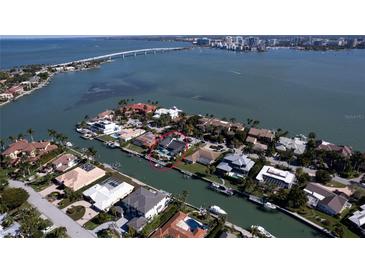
[209,182,234,196]
[209,205,227,215]
[250,225,275,238]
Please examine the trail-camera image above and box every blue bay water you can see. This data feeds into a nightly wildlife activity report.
[1,37,364,237]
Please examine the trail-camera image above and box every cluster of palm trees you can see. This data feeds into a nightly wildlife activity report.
[47,129,68,145]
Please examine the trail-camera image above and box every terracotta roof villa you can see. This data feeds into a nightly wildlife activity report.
[123,103,156,114]
[185,146,222,165]
[52,153,78,172]
[55,163,106,191]
[152,211,207,238]
[2,139,58,164]
[316,141,353,158]
[248,127,274,143]
[304,183,349,216]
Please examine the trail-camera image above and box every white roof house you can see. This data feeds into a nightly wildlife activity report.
[349,204,365,228]
[83,178,134,211]
[153,106,182,119]
[275,137,307,155]
[256,165,295,189]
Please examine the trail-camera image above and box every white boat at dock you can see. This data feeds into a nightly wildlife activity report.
[209,182,234,196]
[264,202,277,210]
[209,205,227,215]
[106,141,120,148]
[250,225,275,238]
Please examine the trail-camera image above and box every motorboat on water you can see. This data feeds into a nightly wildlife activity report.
[250,225,275,238]
[209,182,234,196]
[209,205,227,215]
[264,202,277,210]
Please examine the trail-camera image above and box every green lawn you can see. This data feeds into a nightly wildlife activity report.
[84,212,116,230]
[124,143,146,154]
[176,162,222,183]
[38,148,64,166]
[296,206,359,238]
[97,134,116,142]
[66,205,86,221]
[327,180,346,188]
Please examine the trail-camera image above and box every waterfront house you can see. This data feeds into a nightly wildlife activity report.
[6,85,24,96]
[153,106,182,120]
[126,216,148,233]
[51,153,78,172]
[185,146,222,165]
[55,163,106,192]
[89,120,121,135]
[83,177,134,212]
[152,211,207,238]
[121,187,169,220]
[197,117,245,132]
[247,127,274,143]
[0,93,14,101]
[157,136,186,159]
[256,166,295,189]
[123,103,156,115]
[93,110,114,121]
[132,131,157,149]
[316,141,353,158]
[245,136,268,152]
[304,183,349,216]
[275,136,307,155]
[1,139,58,165]
[119,128,145,142]
[348,204,365,235]
[216,152,255,179]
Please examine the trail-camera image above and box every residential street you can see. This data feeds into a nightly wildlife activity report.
[9,180,95,238]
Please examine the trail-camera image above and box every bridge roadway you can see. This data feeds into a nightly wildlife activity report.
[53,47,188,67]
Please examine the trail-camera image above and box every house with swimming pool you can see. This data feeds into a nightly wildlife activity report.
[152,211,207,238]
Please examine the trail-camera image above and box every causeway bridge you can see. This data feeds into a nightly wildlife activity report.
[53,47,189,67]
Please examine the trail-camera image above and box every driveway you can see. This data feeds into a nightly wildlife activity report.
[9,180,95,238]
[62,200,98,226]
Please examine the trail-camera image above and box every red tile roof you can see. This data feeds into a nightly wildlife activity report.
[124,103,156,114]
[152,211,207,238]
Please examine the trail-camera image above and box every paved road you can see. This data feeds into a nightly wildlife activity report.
[9,180,95,238]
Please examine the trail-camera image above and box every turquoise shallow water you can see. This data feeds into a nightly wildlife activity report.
[1,38,364,237]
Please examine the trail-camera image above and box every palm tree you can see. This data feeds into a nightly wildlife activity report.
[17,133,24,140]
[8,136,15,143]
[246,118,253,127]
[0,138,4,151]
[86,147,97,159]
[27,128,34,142]
[47,129,56,141]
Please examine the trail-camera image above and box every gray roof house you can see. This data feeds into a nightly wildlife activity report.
[275,137,307,155]
[122,187,169,219]
[304,183,349,216]
[216,153,255,179]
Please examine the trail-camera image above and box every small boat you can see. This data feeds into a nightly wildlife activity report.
[209,205,227,215]
[106,141,119,148]
[250,225,275,238]
[154,163,161,168]
[209,182,234,196]
[264,202,277,210]
[65,142,73,147]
